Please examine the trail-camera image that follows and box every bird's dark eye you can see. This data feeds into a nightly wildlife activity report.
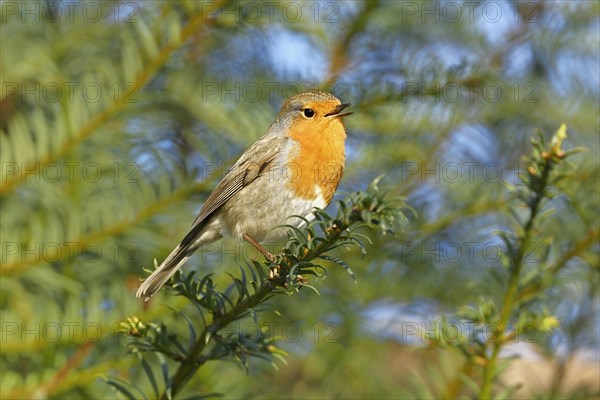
[303,108,315,118]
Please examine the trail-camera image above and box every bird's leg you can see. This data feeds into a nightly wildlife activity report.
[242,233,280,279]
[242,233,276,262]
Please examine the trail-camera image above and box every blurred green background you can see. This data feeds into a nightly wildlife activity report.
[1,1,598,399]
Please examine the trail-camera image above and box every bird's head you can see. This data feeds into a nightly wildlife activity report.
[277,91,352,140]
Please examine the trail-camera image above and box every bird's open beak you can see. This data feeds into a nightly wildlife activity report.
[324,103,353,117]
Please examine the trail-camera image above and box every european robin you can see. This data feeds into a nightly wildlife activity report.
[136,91,352,299]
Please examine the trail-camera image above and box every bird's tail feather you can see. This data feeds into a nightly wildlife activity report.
[136,244,192,300]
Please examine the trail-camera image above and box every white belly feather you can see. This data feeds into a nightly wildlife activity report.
[215,170,327,243]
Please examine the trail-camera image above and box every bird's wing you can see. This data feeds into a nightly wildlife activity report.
[179,134,284,248]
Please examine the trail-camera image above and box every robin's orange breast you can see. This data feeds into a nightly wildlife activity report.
[286,117,346,204]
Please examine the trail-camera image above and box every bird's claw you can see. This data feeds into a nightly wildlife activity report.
[268,265,280,279]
